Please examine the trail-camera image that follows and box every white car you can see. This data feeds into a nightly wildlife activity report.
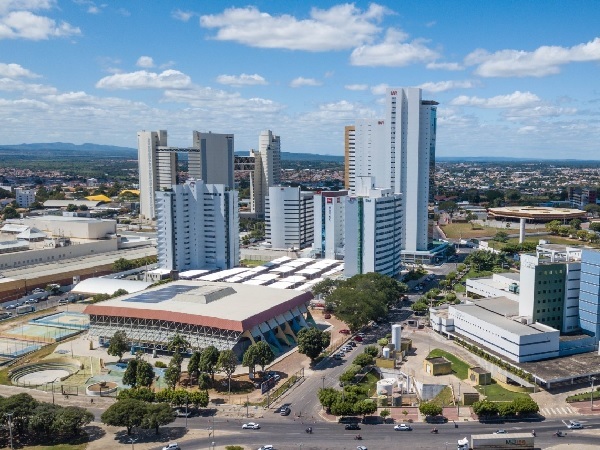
[258,446,274,450]
[394,423,412,431]
[162,444,180,450]
[242,422,261,429]
[567,421,583,429]
[494,429,507,434]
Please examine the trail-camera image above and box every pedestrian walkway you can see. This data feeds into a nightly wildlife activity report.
[539,406,577,417]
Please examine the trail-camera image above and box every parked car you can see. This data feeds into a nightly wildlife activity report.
[333,354,342,360]
[258,446,274,450]
[32,288,45,294]
[356,446,368,450]
[324,314,331,319]
[494,429,507,434]
[174,409,192,417]
[339,329,351,334]
[394,424,412,431]
[345,423,361,430]
[242,422,261,429]
[353,336,363,342]
[349,341,357,347]
[280,407,291,416]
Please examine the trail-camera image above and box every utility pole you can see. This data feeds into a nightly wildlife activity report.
[457,382,461,417]
[185,394,189,430]
[6,413,13,450]
[591,377,596,411]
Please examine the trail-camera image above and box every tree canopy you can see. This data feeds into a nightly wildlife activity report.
[107,330,129,361]
[242,341,275,373]
[297,327,331,360]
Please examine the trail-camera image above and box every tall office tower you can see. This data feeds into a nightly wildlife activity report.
[155,179,239,272]
[579,249,600,343]
[138,130,169,219]
[191,131,234,188]
[344,176,403,278]
[265,186,314,250]
[344,126,355,190]
[313,190,348,259]
[250,130,281,217]
[348,87,437,253]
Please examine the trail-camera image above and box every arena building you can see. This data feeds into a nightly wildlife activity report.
[487,206,586,223]
[84,280,313,359]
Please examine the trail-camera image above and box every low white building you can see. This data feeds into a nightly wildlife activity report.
[15,188,36,208]
[266,186,314,250]
[344,177,403,278]
[6,215,116,239]
[466,272,520,301]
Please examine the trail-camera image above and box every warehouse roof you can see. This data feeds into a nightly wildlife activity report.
[72,278,152,295]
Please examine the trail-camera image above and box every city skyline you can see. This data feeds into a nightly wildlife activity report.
[1,1,600,159]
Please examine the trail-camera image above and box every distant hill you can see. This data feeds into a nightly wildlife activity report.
[0,142,137,155]
[437,156,600,163]
[235,151,343,162]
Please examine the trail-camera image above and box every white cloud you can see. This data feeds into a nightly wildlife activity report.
[505,105,577,119]
[465,37,600,77]
[417,80,477,93]
[200,3,389,51]
[0,10,80,40]
[345,84,369,91]
[216,73,267,87]
[426,61,463,71]
[350,28,439,66]
[0,77,56,94]
[87,6,99,14]
[0,1,54,15]
[450,91,541,108]
[162,87,284,114]
[0,62,39,78]
[370,83,388,95]
[136,56,154,68]
[95,70,192,90]
[290,77,322,88]
[172,9,194,22]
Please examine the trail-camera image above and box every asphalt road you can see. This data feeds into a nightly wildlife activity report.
[153,415,600,449]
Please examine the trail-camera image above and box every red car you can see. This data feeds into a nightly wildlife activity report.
[339,329,351,334]
[324,314,331,319]
[353,335,363,342]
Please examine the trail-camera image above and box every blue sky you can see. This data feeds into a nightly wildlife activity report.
[1,1,600,159]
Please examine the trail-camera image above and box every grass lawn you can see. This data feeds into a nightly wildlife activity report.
[357,370,380,396]
[431,386,454,407]
[566,390,600,403]
[427,349,469,380]
[239,259,267,267]
[440,223,500,239]
[474,380,531,402]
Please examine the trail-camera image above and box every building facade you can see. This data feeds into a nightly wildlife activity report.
[579,249,600,343]
[155,180,239,272]
[344,125,355,190]
[344,177,403,278]
[347,88,437,255]
[15,188,36,208]
[265,186,314,250]
[313,190,347,260]
[250,130,281,217]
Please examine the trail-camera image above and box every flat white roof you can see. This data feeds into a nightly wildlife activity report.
[73,278,152,295]
[198,267,248,281]
[253,273,280,281]
[284,275,307,283]
[270,281,295,289]
[178,269,211,279]
[242,279,269,286]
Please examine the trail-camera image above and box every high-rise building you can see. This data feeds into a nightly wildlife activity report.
[137,129,234,220]
[347,88,437,255]
[250,130,281,217]
[155,179,239,272]
[15,188,36,208]
[265,186,314,250]
[313,190,347,260]
[344,125,355,190]
[580,249,600,343]
[344,176,403,278]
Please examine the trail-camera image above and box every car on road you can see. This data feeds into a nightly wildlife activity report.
[356,446,368,450]
[242,422,261,429]
[394,423,412,431]
[162,443,180,450]
[4,304,15,310]
[339,329,351,334]
[173,409,191,417]
[280,407,291,416]
[494,429,507,434]
[333,354,342,360]
[567,421,583,429]
[33,288,45,294]
[345,423,361,430]
[258,446,274,450]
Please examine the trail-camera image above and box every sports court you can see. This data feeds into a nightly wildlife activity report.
[2,324,80,343]
[0,337,42,357]
[30,312,90,331]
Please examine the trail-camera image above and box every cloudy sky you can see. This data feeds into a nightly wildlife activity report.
[1,0,600,159]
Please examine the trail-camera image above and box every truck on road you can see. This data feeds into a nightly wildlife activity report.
[457,433,534,450]
[16,304,35,315]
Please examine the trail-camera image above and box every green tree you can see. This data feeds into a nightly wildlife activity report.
[66,203,78,212]
[545,220,561,234]
[163,363,181,390]
[198,372,212,390]
[498,402,516,417]
[485,190,504,204]
[101,398,147,435]
[199,346,220,381]
[569,218,582,230]
[317,388,340,411]
[339,365,361,384]
[117,387,155,403]
[141,402,174,435]
[439,201,458,214]
[363,346,378,358]
[112,257,134,272]
[28,403,59,436]
[123,358,139,388]
[54,406,94,435]
[217,349,238,385]
[380,409,390,419]
[330,400,356,416]
[107,330,129,362]
[505,189,521,202]
[494,231,509,242]
[167,334,190,355]
[189,390,209,409]
[353,353,374,367]
[590,222,600,233]
[472,400,499,417]
[111,289,129,298]
[297,327,331,361]
[354,399,377,416]
[411,301,428,314]
[0,392,39,433]
[419,402,443,417]
[311,278,339,299]
[377,338,388,354]
[511,397,539,415]
[188,351,201,383]
[2,205,19,219]
[242,341,275,374]
[136,360,155,388]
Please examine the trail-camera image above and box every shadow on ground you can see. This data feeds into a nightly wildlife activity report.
[113,426,188,445]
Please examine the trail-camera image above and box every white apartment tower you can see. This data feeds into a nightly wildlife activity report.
[313,190,347,259]
[137,130,234,219]
[15,188,36,208]
[347,87,437,253]
[155,180,239,272]
[251,130,281,217]
[266,186,314,250]
[344,176,403,278]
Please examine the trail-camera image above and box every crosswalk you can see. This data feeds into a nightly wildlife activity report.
[540,406,576,417]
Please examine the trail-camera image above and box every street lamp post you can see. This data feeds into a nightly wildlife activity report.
[129,436,137,450]
[211,441,215,450]
[185,394,189,430]
[6,412,14,450]
[591,377,597,411]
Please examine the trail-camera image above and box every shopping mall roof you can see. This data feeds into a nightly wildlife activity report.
[487,206,586,222]
[84,280,313,332]
[72,277,152,296]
